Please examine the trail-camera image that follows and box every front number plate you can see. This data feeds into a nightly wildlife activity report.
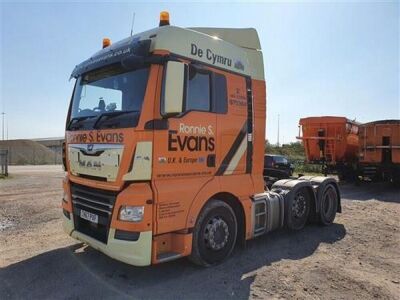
[80,209,98,224]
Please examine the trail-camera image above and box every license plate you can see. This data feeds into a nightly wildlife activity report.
[80,209,98,224]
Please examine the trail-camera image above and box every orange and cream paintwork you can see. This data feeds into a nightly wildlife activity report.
[62,25,267,266]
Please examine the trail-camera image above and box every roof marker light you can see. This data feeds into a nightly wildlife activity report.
[159,11,170,27]
[102,38,111,49]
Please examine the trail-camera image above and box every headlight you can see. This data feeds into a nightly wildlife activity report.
[119,206,144,222]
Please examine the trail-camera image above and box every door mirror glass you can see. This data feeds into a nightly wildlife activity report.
[162,61,186,116]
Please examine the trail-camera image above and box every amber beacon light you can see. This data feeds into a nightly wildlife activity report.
[159,11,170,27]
[102,38,111,49]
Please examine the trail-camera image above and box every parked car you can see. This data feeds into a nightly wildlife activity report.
[263,154,294,179]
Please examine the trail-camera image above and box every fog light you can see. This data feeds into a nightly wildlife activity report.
[119,206,144,222]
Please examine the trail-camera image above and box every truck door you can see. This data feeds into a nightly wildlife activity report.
[216,73,249,176]
[153,64,218,234]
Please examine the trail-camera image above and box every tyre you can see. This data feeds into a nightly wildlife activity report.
[189,200,237,266]
[285,187,311,231]
[319,184,338,225]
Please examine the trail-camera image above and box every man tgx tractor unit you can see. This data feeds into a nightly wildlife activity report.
[358,119,400,183]
[298,116,359,180]
[62,12,341,266]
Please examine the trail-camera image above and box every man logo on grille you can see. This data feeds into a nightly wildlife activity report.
[87,144,94,152]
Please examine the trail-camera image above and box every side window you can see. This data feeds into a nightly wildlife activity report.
[163,63,228,115]
[186,67,211,111]
[213,73,227,113]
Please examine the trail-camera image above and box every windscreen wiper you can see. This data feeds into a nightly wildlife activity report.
[92,110,139,129]
[67,115,96,130]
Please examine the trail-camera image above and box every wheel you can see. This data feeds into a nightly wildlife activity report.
[189,200,237,266]
[286,188,311,230]
[319,184,338,225]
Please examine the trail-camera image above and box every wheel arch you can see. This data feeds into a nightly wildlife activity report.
[210,192,246,247]
[186,180,247,248]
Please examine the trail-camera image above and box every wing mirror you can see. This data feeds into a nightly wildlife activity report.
[162,61,187,116]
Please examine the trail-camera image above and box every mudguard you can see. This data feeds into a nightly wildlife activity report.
[270,179,317,204]
[270,179,317,227]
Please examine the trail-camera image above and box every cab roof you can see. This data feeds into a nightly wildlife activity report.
[71,25,264,81]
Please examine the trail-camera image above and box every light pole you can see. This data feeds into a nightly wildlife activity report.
[277,114,280,147]
[1,112,5,141]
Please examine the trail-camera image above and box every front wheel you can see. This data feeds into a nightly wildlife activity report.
[286,188,311,231]
[189,200,237,266]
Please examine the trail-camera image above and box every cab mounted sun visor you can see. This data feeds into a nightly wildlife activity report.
[70,39,152,78]
[121,52,166,70]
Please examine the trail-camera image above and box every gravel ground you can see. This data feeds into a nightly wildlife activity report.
[0,165,399,299]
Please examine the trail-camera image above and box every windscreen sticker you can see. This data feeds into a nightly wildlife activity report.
[67,132,124,144]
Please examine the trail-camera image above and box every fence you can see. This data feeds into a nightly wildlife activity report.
[0,149,8,176]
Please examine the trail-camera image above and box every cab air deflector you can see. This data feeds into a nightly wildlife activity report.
[70,39,152,78]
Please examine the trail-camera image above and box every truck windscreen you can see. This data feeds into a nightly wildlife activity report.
[68,66,150,131]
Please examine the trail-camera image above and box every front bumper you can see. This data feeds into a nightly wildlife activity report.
[62,214,152,266]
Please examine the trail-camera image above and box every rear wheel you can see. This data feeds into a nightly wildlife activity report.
[319,184,338,225]
[286,188,311,230]
[189,200,237,266]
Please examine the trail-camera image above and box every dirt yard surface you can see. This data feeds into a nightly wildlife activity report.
[1,165,399,299]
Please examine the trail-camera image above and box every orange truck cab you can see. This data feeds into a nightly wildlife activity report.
[297,116,359,180]
[358,120,400,183]
[62,12,341,266]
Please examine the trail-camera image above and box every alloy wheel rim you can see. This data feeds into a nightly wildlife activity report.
[292,193,306,218]
[204,217,229,250]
